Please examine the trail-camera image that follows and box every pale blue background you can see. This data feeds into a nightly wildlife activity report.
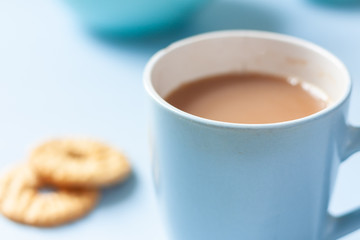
[0,0,359,239]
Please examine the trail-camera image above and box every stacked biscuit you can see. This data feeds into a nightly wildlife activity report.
[0,139,131,227]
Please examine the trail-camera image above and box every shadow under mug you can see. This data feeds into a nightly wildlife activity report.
[144,31,360,240]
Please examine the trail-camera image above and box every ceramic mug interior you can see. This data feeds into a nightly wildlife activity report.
[144,31,350,125]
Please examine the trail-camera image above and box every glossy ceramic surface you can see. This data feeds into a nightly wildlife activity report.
[144,31,360,240]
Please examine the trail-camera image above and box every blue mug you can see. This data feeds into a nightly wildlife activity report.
[64,0,209,36]
[144,31,360,240]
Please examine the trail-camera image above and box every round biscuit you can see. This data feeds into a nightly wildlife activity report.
[0,165,99,227]
[29,138,131,188]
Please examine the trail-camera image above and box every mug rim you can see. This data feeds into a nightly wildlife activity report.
[143,30,351,129]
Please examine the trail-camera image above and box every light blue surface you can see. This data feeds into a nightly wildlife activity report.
[0,0,359,239]
[144,30,359,240]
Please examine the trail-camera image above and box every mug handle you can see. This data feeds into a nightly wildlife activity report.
[326,124,360,239]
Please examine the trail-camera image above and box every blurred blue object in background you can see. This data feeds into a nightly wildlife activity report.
[310,0,360,7]
[63,0,211,37]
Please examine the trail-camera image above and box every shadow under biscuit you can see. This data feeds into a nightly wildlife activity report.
[99,171,137,207]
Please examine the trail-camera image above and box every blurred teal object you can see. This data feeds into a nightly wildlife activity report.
[64,0,210,36]
[311,0,360,6]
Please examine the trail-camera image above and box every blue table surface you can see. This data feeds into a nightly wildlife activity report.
[0,0,360,239]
